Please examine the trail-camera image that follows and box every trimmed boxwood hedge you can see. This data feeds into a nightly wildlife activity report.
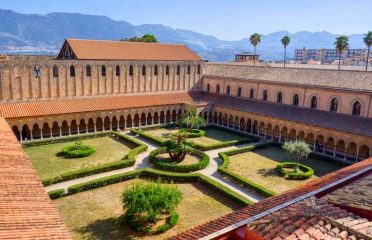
[64,168,252,206]
[218,142,277,198]
[48,189,66,199]
[156,211,179,233]
[41,132,148,186]
[149,147,210,173]
[178,129,205,138]
[276,162,314,179]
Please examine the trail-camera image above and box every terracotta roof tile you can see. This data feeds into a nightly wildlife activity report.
[0,117,71,239]
[61,38,202,61]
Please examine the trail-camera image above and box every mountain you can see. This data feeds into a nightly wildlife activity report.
[0,9,368,61]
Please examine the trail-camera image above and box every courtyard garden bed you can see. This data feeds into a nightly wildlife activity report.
[219,143,343,194]
[23,132,147,186]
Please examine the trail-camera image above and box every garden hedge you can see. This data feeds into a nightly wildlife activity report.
[218,142,277,198]
[41,132,148,186]
[276,162,314,179]
[48,189,66,199]
[149,147,210,173]
[64,168,252,206]
[178,128,205,138]
[156,211,179,233]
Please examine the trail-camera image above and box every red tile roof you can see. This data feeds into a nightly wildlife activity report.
[59,38,202,61]
[171,159,372,240]
[0,117,71,239]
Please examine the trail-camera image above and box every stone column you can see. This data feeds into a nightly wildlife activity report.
[78,125,80,134]
[355,150,359,162]
[333,146,336,157]
[19,132,22,142]
[40,130,43,139]
[279,132,282,142]
[117,120,119,131]
[59,127,62,137]
[68,126,71,136]
[50,129,52,138]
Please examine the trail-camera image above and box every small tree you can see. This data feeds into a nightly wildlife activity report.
[282,140,311,172]
[163,131,192,161]
[250,33,261,66]
[123,181,182,233]
[281,35,291,67]
[334,35,349,70]
[121,33,158,43]
[178,107,206,131]
[363,31,372,71]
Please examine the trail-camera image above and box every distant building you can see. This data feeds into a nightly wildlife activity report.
[235,52,259,63]
[294,47,372,64]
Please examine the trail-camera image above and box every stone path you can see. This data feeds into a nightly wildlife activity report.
[46,132,265,203]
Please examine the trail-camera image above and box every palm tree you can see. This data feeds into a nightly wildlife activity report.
[281,35,290,67]
[178,107,206,131]
[334,35,349,70]
[363,31,372,71]
[249,33,261,66]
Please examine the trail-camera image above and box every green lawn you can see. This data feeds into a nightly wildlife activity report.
[24,136,134,181]
[53,179,240,240]
[144,127,247,147]
[227,147,343,193]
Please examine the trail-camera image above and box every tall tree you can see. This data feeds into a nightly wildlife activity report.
[121,33,158,43]
[363,31,372,71]
[281,35,290,67]
[334,35,349,70]
[249,33,261,66]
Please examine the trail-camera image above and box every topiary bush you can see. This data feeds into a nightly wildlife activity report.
[178,128,205,138]
[61,140,95,158]
[276,162,314,179]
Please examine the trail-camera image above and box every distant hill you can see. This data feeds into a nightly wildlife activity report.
[0,9,367,61]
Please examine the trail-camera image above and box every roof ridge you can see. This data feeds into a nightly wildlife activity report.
[65,38,187,47]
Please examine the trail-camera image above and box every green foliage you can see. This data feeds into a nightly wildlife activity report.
[282,140,311,172]
[156,211,179,233]
[276,162,314,179]
[149,147,210,173]
[48,189,66,199]
[61,140,95,158]
[178,128,205,138]
[130,129,164,145]
[121,33,158,43]
[281,35,291,47]
[178,107,206,131]
[250,33,261,47]
[122,181,182,233]
[334,35,349,53]
[364,31,372,47]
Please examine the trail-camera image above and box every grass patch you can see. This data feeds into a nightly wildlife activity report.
[227,146,343,193]
[54,179,240,240]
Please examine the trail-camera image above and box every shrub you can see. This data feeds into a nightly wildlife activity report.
[276,162,314,179]
[156,211,179,233]
[61,140,95,158]
[178,128,205,138]
[48,189,66,199]
[123,181,182,233]
[282,140,311,172]
[149,147,210,173]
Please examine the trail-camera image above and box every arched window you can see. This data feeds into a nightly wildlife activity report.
[237,87,242,97]
[187,65,191,74]
[154,65,158,75]
[310,96,318,109]
[86,65,91,77]
[226,86,231,95]
[166,65,170,75]
[70,65,75,77]
[142,65,146,76]
[276,92,283,103]
[52,65,58,78]
[352,101,361,116]
[101,65,106,76]
[216,84,220,94]
[34,65,41,78]
[262,90,268,101]
[329,98,338,112]
[249,89,254,99]
[176,65,180,75]
[129,65,133,76]
[116,65,120,76]
[197,65,201,74]
[292,94,299,106]
[207,83,210,92]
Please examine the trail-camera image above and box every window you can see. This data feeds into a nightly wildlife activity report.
[86,65,91,77]
[207,83,210,92]
[237,87,242,97]
[34,65,41,78]
[292,94,299,106]
[142,65,146,76]
[129,65,133,76]
[70,65,75,77]
[176,65,180,75]
[187,65,190,75]
[249,89,254,99]
[154,65,158,75]
[226,86,231,95]
[166,65,170,75]
[216,84,220,94]
[277,92,283,103]
[197,65,201,74]
[116,65,120,76]
[352,101,361,116]
[262,90,268,101]
[52,65,58,78]
[310,96,318,109]
[101,65,106,76]
[329,98,338,112]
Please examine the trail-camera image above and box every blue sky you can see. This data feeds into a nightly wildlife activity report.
[1,0,371,40]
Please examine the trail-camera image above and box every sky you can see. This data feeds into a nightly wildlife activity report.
[1,0,371,40]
